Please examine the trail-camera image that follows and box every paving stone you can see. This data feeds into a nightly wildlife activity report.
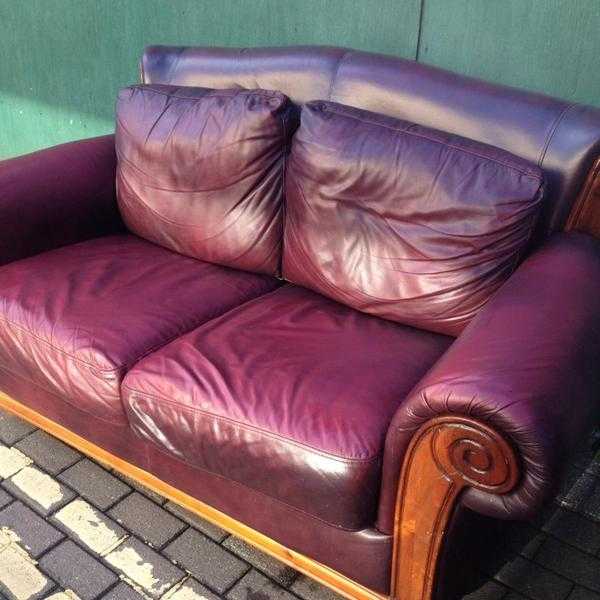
[105,536,184,598]
[536,537,600,593]
[117,474,166,505]
[3,465,75,516]
[53,498,127,555]
[557,468,600,522]
[223,536,298,586]
[0,541,54,600]
[568,587,600,600]
[108,492,185,548]
[40,540,118,600]
[58,459,131,510]
[101,582,146,599]
[15,430,81,475]
[495,555,572,600]
[572,433,600,476]
[46,593,83,600]
[0,500,64,557]
[227,570,296,600]
[0,488,12,509]
[0,411,36,445]
[0,445,32,479]
[461,580,508,599]
[163,578,220,600]
[165,528,248,594]
[164,501,229,542]
[290,574,346,600]
[542,507,600,554]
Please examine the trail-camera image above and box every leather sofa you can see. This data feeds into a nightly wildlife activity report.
[1,46,599,600]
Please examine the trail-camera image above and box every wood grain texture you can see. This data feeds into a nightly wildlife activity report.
[0,0,420,159]
[566,157,600,238]
[391,416,519,600]
[0,390,385,600]
[418,0,600,106]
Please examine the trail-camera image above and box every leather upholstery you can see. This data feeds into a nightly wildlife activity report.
[0,44,597,595]
[142,45,600,243]
[284,101,544,336]
[0,135,122,266]
[122,284,451,530]
[116,84,297,275]
[0,234,279,423]
[0,364,392,594]
[378,232,600,533]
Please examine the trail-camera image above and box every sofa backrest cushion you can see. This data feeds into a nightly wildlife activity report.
[283,101,544,336]
[141,46,600,245]
[115,84,297,275]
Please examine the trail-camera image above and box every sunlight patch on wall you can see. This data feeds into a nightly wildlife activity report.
[0,91,113,160]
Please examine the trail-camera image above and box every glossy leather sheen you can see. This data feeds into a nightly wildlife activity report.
[378,232,600,533]
[142,46,600,242]
[0,234,279,423]
[284,101,544,336]
[0,135,123,266]
[0,365,392,594]
[122,285,451,530]
[116,84,297,275]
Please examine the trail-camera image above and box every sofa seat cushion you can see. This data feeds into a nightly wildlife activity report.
[0,234,279,424]
[122,285,452,529]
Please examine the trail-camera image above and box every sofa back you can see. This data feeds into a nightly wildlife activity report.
[141,45,600,245]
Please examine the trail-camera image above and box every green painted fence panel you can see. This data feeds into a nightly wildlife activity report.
[1,1,599,161]
[0,0,421,159]
[419,0,600,107]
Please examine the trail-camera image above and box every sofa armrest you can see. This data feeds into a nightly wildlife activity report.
[379,231,600,533]
[0,135,123,266]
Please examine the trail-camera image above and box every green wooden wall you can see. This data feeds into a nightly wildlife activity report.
[1,0,599,160]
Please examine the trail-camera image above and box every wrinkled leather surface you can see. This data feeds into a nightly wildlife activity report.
[0,234,279,423]
[284,101,544,336]
[0,365,392,594]
[142,46,600,242]
[0,135,123,266]
[123,284,451,530]
[116,84,297,275]
[378,232,600,533]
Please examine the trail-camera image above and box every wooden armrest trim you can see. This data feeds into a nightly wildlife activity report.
[566,157,600,238]
[390,416,519,600]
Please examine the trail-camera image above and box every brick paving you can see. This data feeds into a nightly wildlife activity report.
[0,407,597,600]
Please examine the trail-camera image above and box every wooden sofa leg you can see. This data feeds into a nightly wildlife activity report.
[390,416,519,600]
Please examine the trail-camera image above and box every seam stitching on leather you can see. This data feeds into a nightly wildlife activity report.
[0,364,126,425]
[327,50,353,101]
[126,84,284,101]
[0,315,120,374]
[168,46,186,85]
[537,102,579,167]
[132,425,374,532]
[316,104,543,179]
[0,282,276,375]
[278,105,290,278]
[125,391,383,464]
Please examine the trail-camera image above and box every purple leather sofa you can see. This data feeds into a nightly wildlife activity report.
[1,46,599,600]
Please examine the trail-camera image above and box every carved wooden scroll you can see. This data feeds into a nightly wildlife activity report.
[390,416,519,600]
